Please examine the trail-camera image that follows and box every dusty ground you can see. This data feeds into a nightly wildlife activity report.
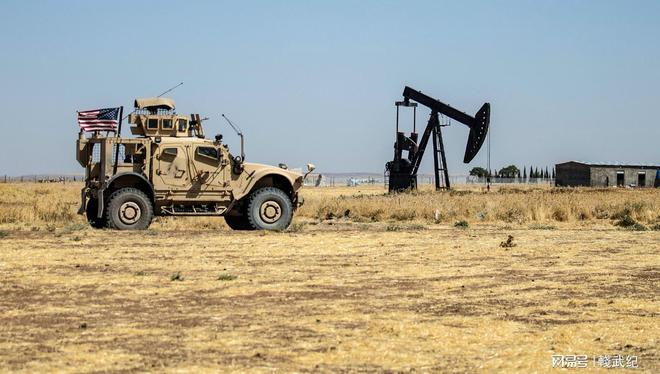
[0,185,658,372]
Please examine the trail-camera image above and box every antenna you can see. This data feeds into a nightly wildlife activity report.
[221,114,245,162]
[221,114,243,136]
[157,82,184,97]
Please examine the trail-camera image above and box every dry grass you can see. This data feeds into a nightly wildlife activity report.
[298,184,660,227]
[0,183,658,372]
[2,183,659,230]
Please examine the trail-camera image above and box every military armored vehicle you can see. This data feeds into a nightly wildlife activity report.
[76,97,313,230]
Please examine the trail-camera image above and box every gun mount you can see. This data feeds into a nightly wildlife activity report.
[385,86,490,191]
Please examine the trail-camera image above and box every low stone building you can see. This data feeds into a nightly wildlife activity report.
[555,161,660,187]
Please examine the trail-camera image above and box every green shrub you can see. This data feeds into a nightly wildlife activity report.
[615,215,647,231]
[386,224,403,232]
[454,220,469,229]
[529,223,557,230]
[218,273,237,281]
[386,223,426,231]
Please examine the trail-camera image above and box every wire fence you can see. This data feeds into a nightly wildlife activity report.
[1,175,83,183]
[2,173,556,186]
[303,174,556,187]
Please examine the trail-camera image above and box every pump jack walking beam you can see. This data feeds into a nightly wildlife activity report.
[402,86,490,164]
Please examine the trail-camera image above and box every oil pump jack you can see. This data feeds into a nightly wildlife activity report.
[385,86,490,192]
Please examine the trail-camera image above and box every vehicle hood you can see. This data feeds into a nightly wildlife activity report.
[242,162,303,181]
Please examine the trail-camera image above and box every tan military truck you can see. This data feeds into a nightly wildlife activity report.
[76,97,313,230]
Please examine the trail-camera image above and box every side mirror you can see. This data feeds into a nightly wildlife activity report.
[304,163,316,178]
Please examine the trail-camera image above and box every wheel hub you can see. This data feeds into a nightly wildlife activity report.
[260,201,282,224]
[119,201,141,225]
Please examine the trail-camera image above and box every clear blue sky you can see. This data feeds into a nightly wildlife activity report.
[0,0,658,176]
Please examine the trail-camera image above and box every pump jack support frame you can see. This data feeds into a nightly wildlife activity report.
[386,86,490,192]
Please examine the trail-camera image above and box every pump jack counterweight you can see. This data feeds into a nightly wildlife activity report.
[385,86,490,192]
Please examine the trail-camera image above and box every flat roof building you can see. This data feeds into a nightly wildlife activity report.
[555,161,660,188]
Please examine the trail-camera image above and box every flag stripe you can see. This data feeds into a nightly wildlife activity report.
[77,107,119,131]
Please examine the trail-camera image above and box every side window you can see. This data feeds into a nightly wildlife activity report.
[177,119,188,132]
[196,146,218,161]
[162,119,173,130]
[162,147,177,157]
[147,118,159,129]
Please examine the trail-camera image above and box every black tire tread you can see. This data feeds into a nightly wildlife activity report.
[224,214,254,230]
[85,198,106,229]
[105,187,153,230]
[246,187,293,231]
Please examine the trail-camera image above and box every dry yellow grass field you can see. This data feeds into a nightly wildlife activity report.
[0,183,658,372]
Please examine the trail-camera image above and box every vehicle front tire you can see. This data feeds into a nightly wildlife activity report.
[105,188,153,230]
[85,198,107,229]
[246,187,293,231]
[224,214,254,231]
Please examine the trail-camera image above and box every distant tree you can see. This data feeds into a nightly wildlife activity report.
[469,167,489,178]
[523,167,527,180]
[499,165,520,179]
[545,166,550,179]
[552,167,556,179]
[534,167,539,178]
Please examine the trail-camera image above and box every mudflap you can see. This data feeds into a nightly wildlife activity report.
[293,193,304,209]
[77,187,88,215]
[96,189,104,218]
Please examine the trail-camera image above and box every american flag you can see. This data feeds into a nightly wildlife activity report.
[77,107,120,131]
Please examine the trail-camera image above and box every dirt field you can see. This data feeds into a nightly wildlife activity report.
[0,184,658,372]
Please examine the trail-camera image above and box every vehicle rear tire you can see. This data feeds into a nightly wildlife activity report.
[85,198,107,229]
[224,214,254,230]
[246,187,293,231]
[105,188,153,230]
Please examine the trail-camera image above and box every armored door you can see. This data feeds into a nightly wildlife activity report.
[154,145,190,190]
[187,145,229,196]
